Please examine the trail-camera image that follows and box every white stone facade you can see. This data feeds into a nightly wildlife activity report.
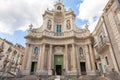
[22,0,120,78]
[22,1,96,76]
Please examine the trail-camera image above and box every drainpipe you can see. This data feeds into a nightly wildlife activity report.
[102,15,120,71]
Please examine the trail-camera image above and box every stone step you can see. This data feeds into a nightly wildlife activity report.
[55,76,60,80]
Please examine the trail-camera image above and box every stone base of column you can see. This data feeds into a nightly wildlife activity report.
[87,70,97,75]
[22,70,30,75]
[48,70,52,75]
[71,68,77,73]
[65,70,78,76]
[37,70,48,76]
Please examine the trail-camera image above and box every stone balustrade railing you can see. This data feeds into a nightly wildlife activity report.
[26,30,90,38]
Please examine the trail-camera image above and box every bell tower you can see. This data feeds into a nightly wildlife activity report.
[55,0,65,12]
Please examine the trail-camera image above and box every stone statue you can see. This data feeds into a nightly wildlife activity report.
[47,20,52,30]
[85,24,89,30]
[29,24,33,30]
[66,20,71,29]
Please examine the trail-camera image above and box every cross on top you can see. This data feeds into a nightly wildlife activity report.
[58,0,62,3]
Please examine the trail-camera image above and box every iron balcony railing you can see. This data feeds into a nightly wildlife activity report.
[96,37,109,52]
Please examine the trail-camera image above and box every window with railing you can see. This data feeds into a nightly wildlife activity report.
[56,25,62,36]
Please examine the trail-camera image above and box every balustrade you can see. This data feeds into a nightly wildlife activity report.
[27,30,89,39]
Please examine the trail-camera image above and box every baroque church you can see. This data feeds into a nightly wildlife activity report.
[22,0,96,76]
[21,0,120,79]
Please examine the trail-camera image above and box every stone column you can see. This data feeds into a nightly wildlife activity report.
[26,45,33,75]
[76,45,80,74]
[40,44,45,72]
[89,44,95,71]
[48,44,52,75]
[37,45,42,71]
[65,45,68,71]
[71,44,77,72]
[86,45,92,74]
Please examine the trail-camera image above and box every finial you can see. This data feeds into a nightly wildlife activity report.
[29,24,33,30]
[58,0,62,3]
[85,24,89,30]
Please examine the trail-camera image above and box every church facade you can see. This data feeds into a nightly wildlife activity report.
[22,1,96,77]
[22,0,120,79]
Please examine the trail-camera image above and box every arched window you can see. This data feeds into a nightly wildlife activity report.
[79,47,83,56]
[13,50,17,55]
[100,35,103,44]
[57,6,61,10]
[34,47,38,54]
[8,47,12,53]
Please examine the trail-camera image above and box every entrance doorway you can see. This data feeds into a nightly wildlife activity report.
[56,65,62,75]
[80,62,86,75]
[30,62,37,75]
[54,55,63,75]
[99,63,103,75]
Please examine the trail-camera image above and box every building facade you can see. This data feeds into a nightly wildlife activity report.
[22,1,96,77]
[0,38,24,76]
[22,0,120,79]
[93,0,120,78]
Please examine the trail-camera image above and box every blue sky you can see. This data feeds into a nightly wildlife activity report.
[0,0,108,47]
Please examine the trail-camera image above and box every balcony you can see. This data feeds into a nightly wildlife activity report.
[95,54,101,61]
[96,37,109,53]
[25,30,90,39]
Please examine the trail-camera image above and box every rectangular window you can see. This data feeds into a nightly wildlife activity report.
[105,56,109,65]
[57,25,61,32]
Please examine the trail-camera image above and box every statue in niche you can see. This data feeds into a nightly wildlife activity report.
[66,20,71,29]
[47,20,52,30]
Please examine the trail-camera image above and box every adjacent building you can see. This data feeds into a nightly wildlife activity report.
[0,38,24,76]
[93,0,120,78]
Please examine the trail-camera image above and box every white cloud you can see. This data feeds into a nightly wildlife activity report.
[0,0,55,34]
[77,0,108,32]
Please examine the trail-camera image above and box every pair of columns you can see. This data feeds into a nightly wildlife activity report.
[65,44,77,72]
[39,44,52,72]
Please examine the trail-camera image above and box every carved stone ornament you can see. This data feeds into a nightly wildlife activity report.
[66,20,71,29]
